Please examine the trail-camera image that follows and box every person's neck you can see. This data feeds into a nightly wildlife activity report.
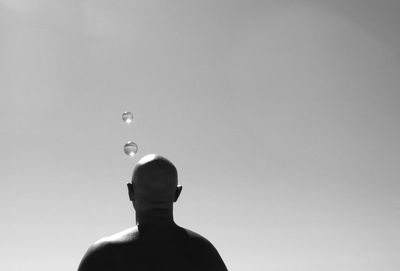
[136,208,174,226]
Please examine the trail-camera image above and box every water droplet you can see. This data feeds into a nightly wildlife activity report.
[122,111,134,124]
[124,141,138,157]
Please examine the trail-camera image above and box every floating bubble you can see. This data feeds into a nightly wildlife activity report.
[124,141,138,157]
[122,111,134,124]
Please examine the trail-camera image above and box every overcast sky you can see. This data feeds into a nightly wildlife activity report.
[1,1,400,270]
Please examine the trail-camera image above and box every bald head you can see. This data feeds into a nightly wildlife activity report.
[128,154,181,208]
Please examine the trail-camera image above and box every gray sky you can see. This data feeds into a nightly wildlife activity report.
[1,1,400,270]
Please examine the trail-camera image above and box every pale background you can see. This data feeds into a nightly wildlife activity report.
[1,1,400,270]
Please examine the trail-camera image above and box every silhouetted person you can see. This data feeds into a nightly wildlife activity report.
[78,154,228,271]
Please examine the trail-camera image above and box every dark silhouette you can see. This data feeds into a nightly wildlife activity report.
[78,154,228,271]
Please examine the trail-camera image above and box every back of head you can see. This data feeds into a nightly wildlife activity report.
[131,154,179,206]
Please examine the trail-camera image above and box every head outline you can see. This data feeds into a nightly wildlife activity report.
[127,154,182,213]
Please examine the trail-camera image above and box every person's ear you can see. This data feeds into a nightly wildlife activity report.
[174,185,182,202]
[127,182,135,201]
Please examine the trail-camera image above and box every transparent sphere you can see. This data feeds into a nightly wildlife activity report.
[124,141,138,157]
[122,111,134,124]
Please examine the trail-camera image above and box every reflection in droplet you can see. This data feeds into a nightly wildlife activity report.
[122,111,134,124]
[124,141,138,157]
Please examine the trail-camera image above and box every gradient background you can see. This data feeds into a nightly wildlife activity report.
[1,1,400,270]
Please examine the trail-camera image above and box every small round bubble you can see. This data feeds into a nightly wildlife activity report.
[122,111,134,124]
[124,141,138,157]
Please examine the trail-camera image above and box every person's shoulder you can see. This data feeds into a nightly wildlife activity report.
[180,227,222,254]
[182,228,207,241]
[97,226,140,244]
[78,227,139,271]
[182,227,215,246]
[179,227,228,270]
[91,226,139,250]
